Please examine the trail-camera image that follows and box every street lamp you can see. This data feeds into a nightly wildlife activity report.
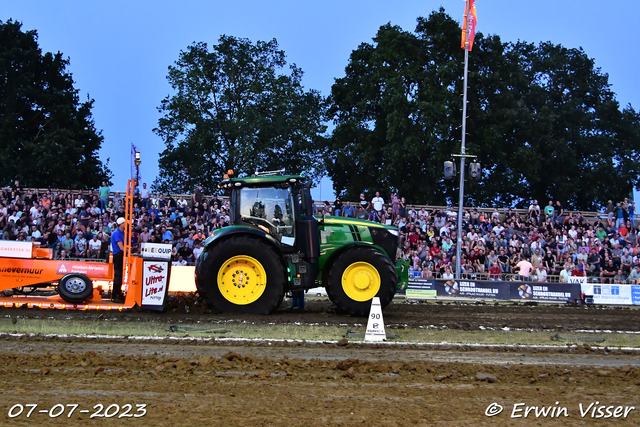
[134,151,141,186]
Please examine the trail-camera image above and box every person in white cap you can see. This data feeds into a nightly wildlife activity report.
[110,217,126,303]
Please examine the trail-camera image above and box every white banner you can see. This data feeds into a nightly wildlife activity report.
[140,243,173,260]
[0,241,33,259]
[580,284,640,305]
[142,260,169,307]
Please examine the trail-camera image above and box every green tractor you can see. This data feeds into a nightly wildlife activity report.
[194,171,405,316]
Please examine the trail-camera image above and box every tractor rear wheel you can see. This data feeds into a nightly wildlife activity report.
[327,248,397,316]
[195,236,285,314]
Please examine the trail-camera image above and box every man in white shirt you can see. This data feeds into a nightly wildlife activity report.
[30,224,42,240]
[177,196,188,211]
[192,241,203,260]
[29,202,40,218]
[53,220,66,234]
[173,255,188,266]
[528,200,540,220]
[30,206,43,225]
[88,235,102,258]
[8,209,21,223]
[371,192,384,212]
[140,183,151,209]
[74,194,85,209]
[559,263,572,283]
[65,204,77,216]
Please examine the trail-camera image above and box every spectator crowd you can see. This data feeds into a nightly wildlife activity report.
[1,179,639,284]
[0,180,228,268]
[320,194,640,284]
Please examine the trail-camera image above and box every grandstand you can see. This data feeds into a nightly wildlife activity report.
[1,185,638,285]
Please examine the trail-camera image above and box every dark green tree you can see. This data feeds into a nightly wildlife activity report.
[328,8,640,210]
[469,38,640,210]
[154,35,327,194]
[0,19,111,189]
[328,10,465,205]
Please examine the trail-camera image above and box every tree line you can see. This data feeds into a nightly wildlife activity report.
[2,9,639,210]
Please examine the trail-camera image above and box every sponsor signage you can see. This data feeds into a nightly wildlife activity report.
[0,241,33,259]
[436,279,511,299]
[581,284,640,306]
[56,262,111,278]
[0,266,43,275]
[633,286,640,305]
[509,282,580,302]
[140,243,173,260]
[406,279,437,298]
[407,279,580,303]
[141,260,170,310]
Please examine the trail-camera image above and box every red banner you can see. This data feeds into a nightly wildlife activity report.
[461,0,478,51]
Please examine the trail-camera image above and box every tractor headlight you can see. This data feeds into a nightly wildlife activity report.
[388,229,398,236]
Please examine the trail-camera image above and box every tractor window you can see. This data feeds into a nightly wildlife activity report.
[240,186,295,246]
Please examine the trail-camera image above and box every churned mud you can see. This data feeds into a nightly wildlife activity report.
[0,339,638,426]
[1,299,639,425]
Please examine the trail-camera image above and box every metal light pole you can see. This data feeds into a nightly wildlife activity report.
[455,0,472,280]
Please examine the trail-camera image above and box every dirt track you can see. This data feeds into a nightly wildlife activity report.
[0,338,638,426]
[2,298,639,332]
[1,300,639,425]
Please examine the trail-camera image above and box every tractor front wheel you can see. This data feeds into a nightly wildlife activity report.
[196,236,285,314]
[327,248,397,316]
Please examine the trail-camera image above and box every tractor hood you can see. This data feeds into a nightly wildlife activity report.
[316,215,399,260]
[317,215,397,231]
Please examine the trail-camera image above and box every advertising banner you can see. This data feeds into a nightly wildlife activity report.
[407,279,581,304]
[56,261,111,278]
[140,243,173,260]
[0,260,47,279]
[436,279,511,299]
[406,279,437,298]
[0,241,33,259]
[580,284,640,306]
[510,282,580,302]
[141,260,170,310]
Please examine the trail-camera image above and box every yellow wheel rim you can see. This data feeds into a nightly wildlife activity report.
[217,255,267,305]
[341,261,380,302]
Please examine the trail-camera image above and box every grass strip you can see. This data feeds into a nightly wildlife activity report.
[1,317,639,347]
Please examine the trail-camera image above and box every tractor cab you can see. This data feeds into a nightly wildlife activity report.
[220,171,317,248]
[236,185,297,246]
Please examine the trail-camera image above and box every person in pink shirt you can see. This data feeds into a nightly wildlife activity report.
[514,257,534,280]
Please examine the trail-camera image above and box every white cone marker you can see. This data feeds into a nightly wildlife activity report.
[364,297,386,342]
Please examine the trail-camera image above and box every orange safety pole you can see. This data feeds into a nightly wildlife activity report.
[124,179,135,289]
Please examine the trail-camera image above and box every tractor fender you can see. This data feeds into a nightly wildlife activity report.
[202,226,282,253]
[321,242,384,284]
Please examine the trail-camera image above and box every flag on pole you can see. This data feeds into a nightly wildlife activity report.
[461,0,477,51]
